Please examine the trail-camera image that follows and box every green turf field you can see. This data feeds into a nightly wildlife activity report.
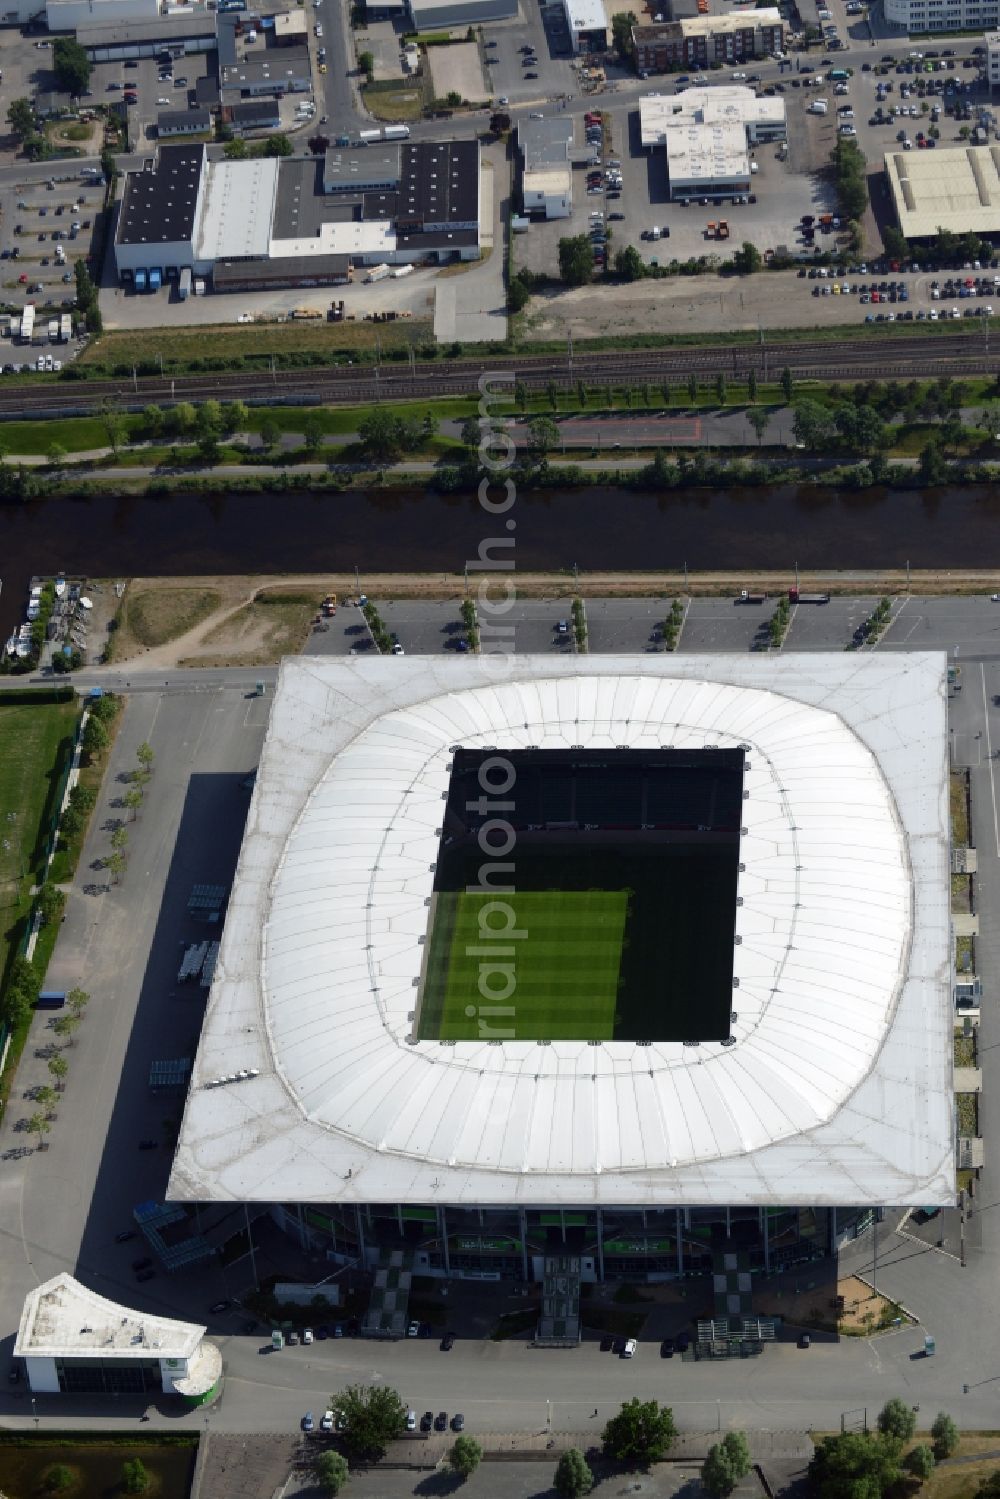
[418,889,629,1042]
[0,696,79,982]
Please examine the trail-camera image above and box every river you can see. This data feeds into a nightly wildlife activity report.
[2,481,1000,639]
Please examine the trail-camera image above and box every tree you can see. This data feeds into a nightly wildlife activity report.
[121,1459,149,1494]
[303,410,327,453]
[734,240,762,274]
[358,407,417,466]
[46,442,67,469]
[809,1433,902,1499]
[747,368,758,404]
[48,1053,68,1090]
[81,716,107,761]
[7,98,35,139]
[43,1463,73,1491]
[907,1446,936,1481]
[611,11,636,63]
[508,276,530,313]
[106,851,126,886]
[614,245,645,281]
[308,133,331,155]
[224,136,249,160]
[687,372,699,405]
[833,137,868,222]
[259,417,281,452]
[136,742,155,775]
[53,36,91,95]
[111,826,129,857]
[555,1447,594,1497]
[66,987,89,1019]
[558,234,594,287]
[526,415,559,464]
[27,1112,51,1151]
[931,1413,959,1461]
[100,401,127,457]
[330,1384,406,1463]
[792,399,835,450]
[2,956,39,1029]
[715,373,727,407]
[975,1472,1000,1499]
[877,1399,916,1444]
[703,1444,737,1497]
[780,367,793,403]
[35,1084,56,1117]
[124,787,143,822]
[219,400,248,437]
[195,400,222,439]
[747,407,770,446]
[142,404,164,438]
[53,1013,80,1045]
[315,1451,349,1495]
[918,435,947,485]
[460,414,481,451]
[883,225,907,262]
[37,883,65,927]
[602,1398,676,1468]
[263,133,293,157]
[358,49,375,79]
[448,1435,483,1478]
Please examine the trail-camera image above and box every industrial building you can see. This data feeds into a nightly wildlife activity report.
[79,10,217,58]
[168,652,952,1291]
[884,144,1000,239]
[114,138,483,290]
[518,116,587,219]
[157,108,212,137]
[884,0,1000,29]
[408,0,516,29]
[16,1274,220,1404]
[638,88,784,198]
[633,9,784,72]
[987,30,1000,88]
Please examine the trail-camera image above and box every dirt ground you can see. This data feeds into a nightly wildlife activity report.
[102,568,1000,669]
[754,1273,908,1334]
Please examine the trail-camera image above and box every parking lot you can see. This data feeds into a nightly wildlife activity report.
[480,1,575,108]
[0,167,101,369]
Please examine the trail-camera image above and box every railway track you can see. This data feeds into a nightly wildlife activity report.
[0,332,993,417]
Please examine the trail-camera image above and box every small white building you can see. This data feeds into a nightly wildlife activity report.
[640,87,786,148]
[563,0,608,53]
[665,122,751,200]
[519,116,578,219]
[16,1274,221,1405]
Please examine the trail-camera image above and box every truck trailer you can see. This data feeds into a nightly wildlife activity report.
[735,589,767,604]
[788,589,830,603]
[179,268,192,300]
[383,124,410,140]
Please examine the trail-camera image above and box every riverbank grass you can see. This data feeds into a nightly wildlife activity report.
[112,586,223,659]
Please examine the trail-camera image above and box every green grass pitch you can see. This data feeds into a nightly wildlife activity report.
[418,890,629,1042]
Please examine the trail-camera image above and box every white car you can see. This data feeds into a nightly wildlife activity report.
[320,1411,334,1432]
[157,96,170,104]
[731,70,747,80]
[314,22,323,34]
[302,1327,314,1345]
[498,95,508,105]
[621,1338,638,1358]
[407,1320,419,1336]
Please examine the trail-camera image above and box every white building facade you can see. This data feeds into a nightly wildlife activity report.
[884,0,999,30]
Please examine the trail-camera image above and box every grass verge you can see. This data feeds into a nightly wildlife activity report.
[48,696,123,886]
[113,586,223,654]
[78,318,430,374]
[950,771,970,846]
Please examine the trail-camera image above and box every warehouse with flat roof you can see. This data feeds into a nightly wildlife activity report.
[885,144,1000,239]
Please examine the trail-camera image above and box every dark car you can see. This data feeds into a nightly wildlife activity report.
[315,1324,329,1340]
[525,70,537,78]
[660,1338,675,1358]
[435,1412,449,1431]
[136,1269,156,1283]
[452,1414,465,1432]
[440,1332,455,1351]
[421,1411,434,1431]
[132,1257,153,1271]
[209,1300,232,1314]
[115,1230,136,1243]
[418,1322,432,1338]
[676,1332,690,1352]
[600,1335,614,1352]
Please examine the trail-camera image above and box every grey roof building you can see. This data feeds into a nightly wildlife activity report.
[157,108,211,136]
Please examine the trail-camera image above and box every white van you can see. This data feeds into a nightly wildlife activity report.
[406,1410,417,1431]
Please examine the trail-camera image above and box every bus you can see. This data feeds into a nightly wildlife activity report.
[829,68,850,81]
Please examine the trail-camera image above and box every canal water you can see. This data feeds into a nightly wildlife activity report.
[2,482,1000,639]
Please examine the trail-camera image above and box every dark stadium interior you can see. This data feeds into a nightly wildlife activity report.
[431,748,745,1043]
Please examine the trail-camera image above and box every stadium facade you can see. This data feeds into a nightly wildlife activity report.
[170,654,953,1285]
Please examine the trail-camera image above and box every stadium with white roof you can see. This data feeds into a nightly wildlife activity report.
[170,653,952,1290]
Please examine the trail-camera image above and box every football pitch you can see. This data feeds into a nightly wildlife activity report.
[418,889,629,1042]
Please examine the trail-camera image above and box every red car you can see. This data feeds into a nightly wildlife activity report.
[17,272,27,283]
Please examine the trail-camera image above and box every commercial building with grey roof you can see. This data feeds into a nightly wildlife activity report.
[114,143,206,274]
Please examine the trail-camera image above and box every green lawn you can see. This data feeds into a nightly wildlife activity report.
[0,696,79,982]
[419,889,629,1041]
